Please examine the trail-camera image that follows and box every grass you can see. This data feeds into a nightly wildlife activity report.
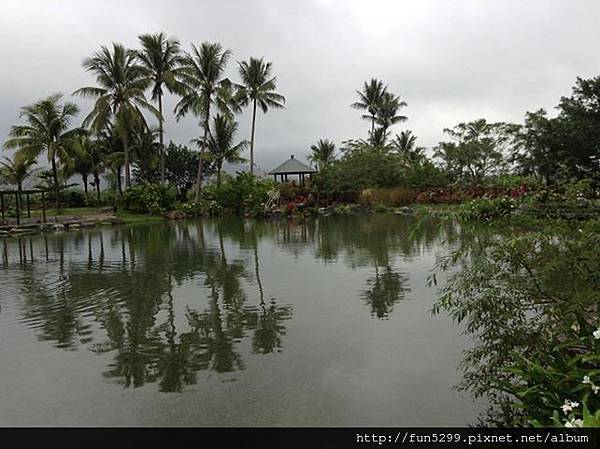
[115,211,164,224]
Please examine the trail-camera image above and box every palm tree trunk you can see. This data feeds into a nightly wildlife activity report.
[250,99,257,175]
[116,167,123,196]
[51,154,60,209]
[217,161,223,187]
[371,114,375,144]
[123,133,130,189]
[94,171,101,202]
[83,174,89,205]
[159,94,165,183]
[194,101,211,202]
[17,181,23,212]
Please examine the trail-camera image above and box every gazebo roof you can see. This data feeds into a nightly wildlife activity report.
[269,155,316,175]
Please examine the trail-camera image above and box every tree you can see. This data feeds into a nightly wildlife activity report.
[236,57,285,174]
[130,125,160,182]
[175,42,239,200]
[161,142,201,201]
[374,91,407,145]
[202,114,247,186]
[351,78,388,141]
[4,93,79,208]
[556,76,600,180]
[75,43,157,189]
[393,130,425,166]
[65,131,96,203]
[435,119,508,184]
[307,139,336,170]
[0,154,37,199]
[136,32,184,183]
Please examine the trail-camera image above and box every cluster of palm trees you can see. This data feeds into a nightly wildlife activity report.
[2,32,285,206]
[351,78,407,146]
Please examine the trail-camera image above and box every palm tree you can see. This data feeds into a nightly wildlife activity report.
[136,32,184,183]
[4,93,79,208]
[200,114,247,186]
[375,91,407,144]
[175,42,236,200]
[307,139,336,170]
[65,131,95,204]
[75,43,157,189]
[236,57,285,174]
[351,78,387,141]
[0,154,37,203]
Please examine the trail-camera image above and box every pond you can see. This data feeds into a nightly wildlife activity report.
[0,215,482,426]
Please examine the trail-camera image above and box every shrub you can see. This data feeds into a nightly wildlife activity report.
[121,183,176,214]
[456,197,517,221]
[201,172,275,214]
[433,226,600,426]
[359,188,418,207]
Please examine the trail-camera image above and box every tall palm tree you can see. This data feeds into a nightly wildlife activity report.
[307,139,336,170]
[236,57,285,175]
[136,32,184,183]
[4,93,79,208]
[75,42,157,189]
[199,114,247,186]
[392,130,426,167]
[175,42,235,200]
[0,154,38,202]
[351,78,387,141]
[375,91,407,145]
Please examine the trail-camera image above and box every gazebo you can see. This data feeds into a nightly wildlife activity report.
[269,155,316,186]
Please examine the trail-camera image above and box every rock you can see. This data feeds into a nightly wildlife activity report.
[0,230,9,237]
[164,209,186,220]
[8,228,22,234]
[80,221,97,228]
[53,224,65,231]
[69,223,82,230]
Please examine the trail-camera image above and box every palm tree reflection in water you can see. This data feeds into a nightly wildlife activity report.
[4,215,444,392]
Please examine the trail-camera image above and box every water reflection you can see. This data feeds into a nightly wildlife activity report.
[1,215,449,392]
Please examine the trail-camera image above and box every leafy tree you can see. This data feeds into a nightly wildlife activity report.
[509,109,565,184]
[555,76,600,180]
[307,139,336,170]
[236,57,285,174]
[4,93,79,207]
[351,78,387,141]
[201,114,247,186]
[75,43,157,189]
[434,119,508,184]
[161,142,202,201]
[136,32,184,183]
[175,42,237,200]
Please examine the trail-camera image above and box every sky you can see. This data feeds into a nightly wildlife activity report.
[1,0,600,172]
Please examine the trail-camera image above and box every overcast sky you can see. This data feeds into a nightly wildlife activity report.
[1,0,600,171]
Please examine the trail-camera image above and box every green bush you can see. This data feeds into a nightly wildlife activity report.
[201,173,275,214]
[121,183,176,214]
[457,197,517,221]
[433,225,600,426]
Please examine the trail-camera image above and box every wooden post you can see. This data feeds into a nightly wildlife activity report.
[26,193,31,218]
[15,192,20,226]
[41,191,46,224]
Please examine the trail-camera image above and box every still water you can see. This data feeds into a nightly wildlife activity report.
[0,215,481,426]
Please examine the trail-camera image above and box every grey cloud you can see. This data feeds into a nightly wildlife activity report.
[1,0,600,171]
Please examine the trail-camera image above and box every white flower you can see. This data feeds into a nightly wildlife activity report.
[572,322,581,332]
[593,385,600,395]
[565,418,584,428]
[593,328,600,339]
[561,400,579,415]
[583,375,592,384]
